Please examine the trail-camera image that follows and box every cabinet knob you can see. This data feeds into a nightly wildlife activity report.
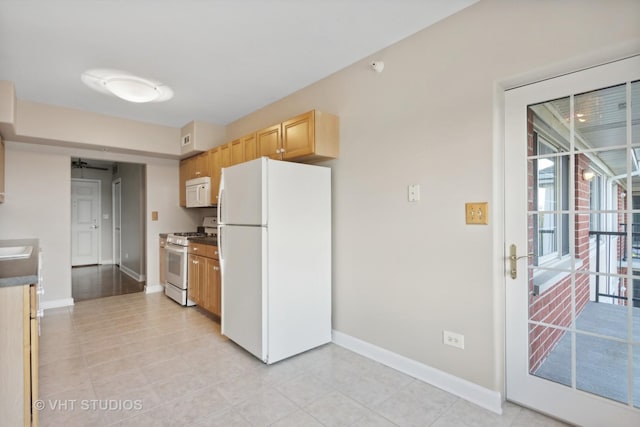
[193,247,198,251]
[193,260,199,264]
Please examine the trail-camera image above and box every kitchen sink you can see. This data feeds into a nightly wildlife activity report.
[0,246,33,260]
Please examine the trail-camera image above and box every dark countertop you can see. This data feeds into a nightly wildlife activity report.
[188,237,218,246]
[159,233,168,238]
[0,238,39,287]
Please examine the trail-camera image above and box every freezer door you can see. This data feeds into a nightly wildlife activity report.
[220,225,267,361]
[219,158,267,226]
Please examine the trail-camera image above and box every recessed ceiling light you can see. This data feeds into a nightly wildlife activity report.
[81,69,173,103]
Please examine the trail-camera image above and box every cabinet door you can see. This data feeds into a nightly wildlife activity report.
[187,254,200,304]
[257,124,282,160]
[185,156,197,180]
[201,257,212,313]
[230,139,244,165]
[29,285,38,427]
[208,258,221,316]
[220,143,232,168]
[194,152,209,178]
[208,147,221,205]
[243,133,257,162]
[282,111,314,160]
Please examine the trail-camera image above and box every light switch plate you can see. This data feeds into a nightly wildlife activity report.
[151,211,159,221]
[465,202,488,225]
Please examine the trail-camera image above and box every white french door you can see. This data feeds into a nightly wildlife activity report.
[505,56,640,426]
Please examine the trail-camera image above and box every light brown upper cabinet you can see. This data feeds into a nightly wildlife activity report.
[193,152,209,178]
[257,110,339,162]
[220,143,231,168]
[230,139,244,166]
[242,133,257,162]
[179,151,210,207]
[180,110,339,207]
[257,124,282,160]
[0,137,4,203]
[208,147,221,204]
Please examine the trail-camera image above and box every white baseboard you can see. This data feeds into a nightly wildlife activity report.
[145,284,164,294]
[101,259,114,265]
[40,298,75,310]
[119,265,145,282]
[332,330,504,415]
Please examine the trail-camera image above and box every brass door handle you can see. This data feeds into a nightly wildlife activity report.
[509,244,532,279]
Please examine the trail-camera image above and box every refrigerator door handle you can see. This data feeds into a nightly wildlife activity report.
[218,189,224,224]
[217,169,224,225]
[218,226,224,262]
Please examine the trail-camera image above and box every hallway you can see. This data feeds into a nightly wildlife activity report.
[72,265,145,302]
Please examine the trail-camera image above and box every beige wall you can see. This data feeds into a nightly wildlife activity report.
[0,145,71,302]
[0,0,638,397]
[225,0,640,392]
[15,100,181,156]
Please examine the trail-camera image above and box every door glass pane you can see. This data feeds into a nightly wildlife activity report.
[527,82,638,405]
[530,325,572,387]
[575,272,629,339]
[575,84,627,150]
[576,334,628,405]
[634,345,640,408]
[530,270,574,328]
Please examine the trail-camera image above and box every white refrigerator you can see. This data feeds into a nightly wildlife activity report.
[217,157,332,364]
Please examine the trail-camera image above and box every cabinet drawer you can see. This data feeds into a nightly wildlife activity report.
[188,242,218,259]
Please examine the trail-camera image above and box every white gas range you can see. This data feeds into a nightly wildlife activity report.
[164,217,217,306]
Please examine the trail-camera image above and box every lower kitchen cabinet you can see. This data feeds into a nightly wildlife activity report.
[187,243,221,317]
[0,284,39,427]
[204,257,221,316]
[187,253,202,304]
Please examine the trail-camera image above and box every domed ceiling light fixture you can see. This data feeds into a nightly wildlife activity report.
[81,69,173,103]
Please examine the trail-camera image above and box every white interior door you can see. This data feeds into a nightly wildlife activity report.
[505,56,640,426]
[113,179,121,266]
[71,179,100,266]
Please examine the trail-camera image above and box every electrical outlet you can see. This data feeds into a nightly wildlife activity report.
[465,202,489,225]
[443,330,465,349]
[408,184,420,202]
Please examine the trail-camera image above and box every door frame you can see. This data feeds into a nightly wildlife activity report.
[112,178,122,267]
[70,178,101,266]
[501,55,640,425]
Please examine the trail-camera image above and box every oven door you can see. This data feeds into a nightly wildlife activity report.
[165,244,187,289]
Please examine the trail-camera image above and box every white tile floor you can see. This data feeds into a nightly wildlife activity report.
[38,292,568,426]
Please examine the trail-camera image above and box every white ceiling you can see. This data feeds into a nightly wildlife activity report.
[0,0,477,128]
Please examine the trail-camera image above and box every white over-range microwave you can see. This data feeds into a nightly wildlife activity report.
[186,176,212,207]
